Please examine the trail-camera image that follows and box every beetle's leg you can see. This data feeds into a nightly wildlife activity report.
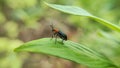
[62,39,64,43]
[55,33,58,44]
[51,31,53,39]
[51,34,53,39]
[51,32,55,40]
[51,33,54,39]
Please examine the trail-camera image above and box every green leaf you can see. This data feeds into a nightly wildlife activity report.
[14,38,118,68]
[45,2,120,32]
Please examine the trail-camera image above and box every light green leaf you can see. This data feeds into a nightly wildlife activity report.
[14,38,118,68]
[45,2,120,32]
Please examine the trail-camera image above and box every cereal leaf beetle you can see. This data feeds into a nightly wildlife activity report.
[50,24,67,43]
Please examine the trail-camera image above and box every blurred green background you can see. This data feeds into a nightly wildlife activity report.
[0,0,120,68]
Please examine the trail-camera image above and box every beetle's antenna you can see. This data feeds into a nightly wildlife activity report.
[50,20,54,30]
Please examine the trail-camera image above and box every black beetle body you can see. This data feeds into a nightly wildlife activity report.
[50,24,67,43]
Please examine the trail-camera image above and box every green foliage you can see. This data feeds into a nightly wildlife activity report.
[0,0,119,68]
[45,2,120,32]
[7,0,37,9]
[0,38,23,68]
[14,38,118,68]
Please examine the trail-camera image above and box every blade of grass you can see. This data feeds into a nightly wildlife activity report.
[14,38,118,68]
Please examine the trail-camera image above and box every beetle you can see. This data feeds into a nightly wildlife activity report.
[50,24,67,43]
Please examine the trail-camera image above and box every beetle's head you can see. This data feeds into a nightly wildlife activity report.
[50,24,54,31]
